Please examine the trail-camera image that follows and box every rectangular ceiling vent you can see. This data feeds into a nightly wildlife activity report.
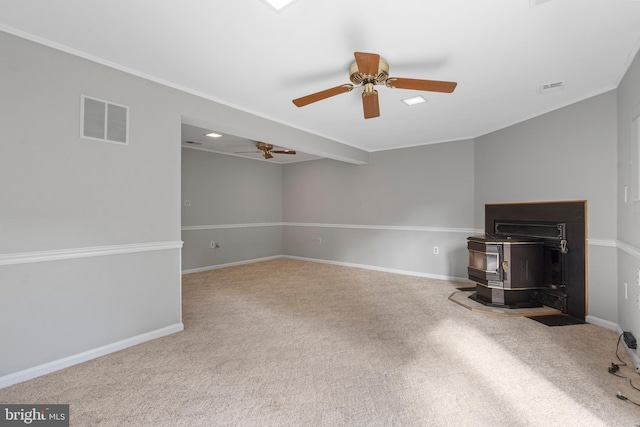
[81,94,129,145]
[540,81,564,94]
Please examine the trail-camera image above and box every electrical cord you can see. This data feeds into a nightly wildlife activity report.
[608,334,628,374]
[616,333,628,367]
[616,392,640,407]
[609,333,640,407]
[609,363,626,378]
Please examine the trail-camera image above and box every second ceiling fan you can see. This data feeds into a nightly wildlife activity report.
[293,52,457,119]
[236,142,296,159]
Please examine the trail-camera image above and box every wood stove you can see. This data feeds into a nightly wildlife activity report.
[467,219,570,312]
[467,235,546,308]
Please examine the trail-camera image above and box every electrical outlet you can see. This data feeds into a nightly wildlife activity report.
[625,282,628,300]
[317,237,322,245]
[184,200,191,207]
[623,331,637,349]
[624,186,628,203]
[210,241,220,249]
[433,246,439,255]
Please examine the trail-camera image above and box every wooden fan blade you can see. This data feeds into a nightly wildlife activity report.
[354,52,380,77]
[292,84,353,107]
[271,150,296,155]
[387,78,457,93]
[362,90,380,119]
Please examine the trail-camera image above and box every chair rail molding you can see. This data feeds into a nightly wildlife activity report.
[182,223,281,231]
[283,222,482,234]
[182,222,483,234]
[618,240,640,260]
[0,241,183,266]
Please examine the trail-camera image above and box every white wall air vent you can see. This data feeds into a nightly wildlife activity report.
[540,81,564,94]
[80,95,129,145]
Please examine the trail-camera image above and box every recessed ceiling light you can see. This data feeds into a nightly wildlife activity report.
[402,96,427,106]
[205,132,222,138]
[263,0,297,11]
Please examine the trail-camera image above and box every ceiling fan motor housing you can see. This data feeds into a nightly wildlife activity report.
[349,58,389,86]
[256,142,273,151]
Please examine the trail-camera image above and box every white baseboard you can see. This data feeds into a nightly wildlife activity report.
[182,255,283,275]
[586,315,640,373]
[0,323,184,389]
[629,348,640,373]
[585,315,618,331]
[182,254,470,282]
[283,255,471,283]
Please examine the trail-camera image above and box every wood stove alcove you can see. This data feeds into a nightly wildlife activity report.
[467,201,587,320]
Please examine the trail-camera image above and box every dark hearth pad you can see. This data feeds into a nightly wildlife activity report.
[527,314,586,326]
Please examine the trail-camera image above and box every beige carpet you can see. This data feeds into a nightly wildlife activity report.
[1,258,639,426]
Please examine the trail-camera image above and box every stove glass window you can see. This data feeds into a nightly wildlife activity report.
[469,250,499,273]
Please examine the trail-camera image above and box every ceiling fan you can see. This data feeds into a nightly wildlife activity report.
[236,142,296,159]
[292,52,457,119]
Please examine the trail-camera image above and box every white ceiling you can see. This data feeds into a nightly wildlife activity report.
[2,0,640,160]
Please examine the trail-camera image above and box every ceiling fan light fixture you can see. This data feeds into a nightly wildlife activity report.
[205,132,222,138]
[402,96,427,106]
[363,82,376,94]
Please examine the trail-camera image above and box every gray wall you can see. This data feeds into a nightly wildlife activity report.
[181,148,283,271]
[282,140,477,280]
[0,38,181,253]
[1,251,181,376]
[474,90,618,321]
[617,44,640,364]
[0,32,183,379]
